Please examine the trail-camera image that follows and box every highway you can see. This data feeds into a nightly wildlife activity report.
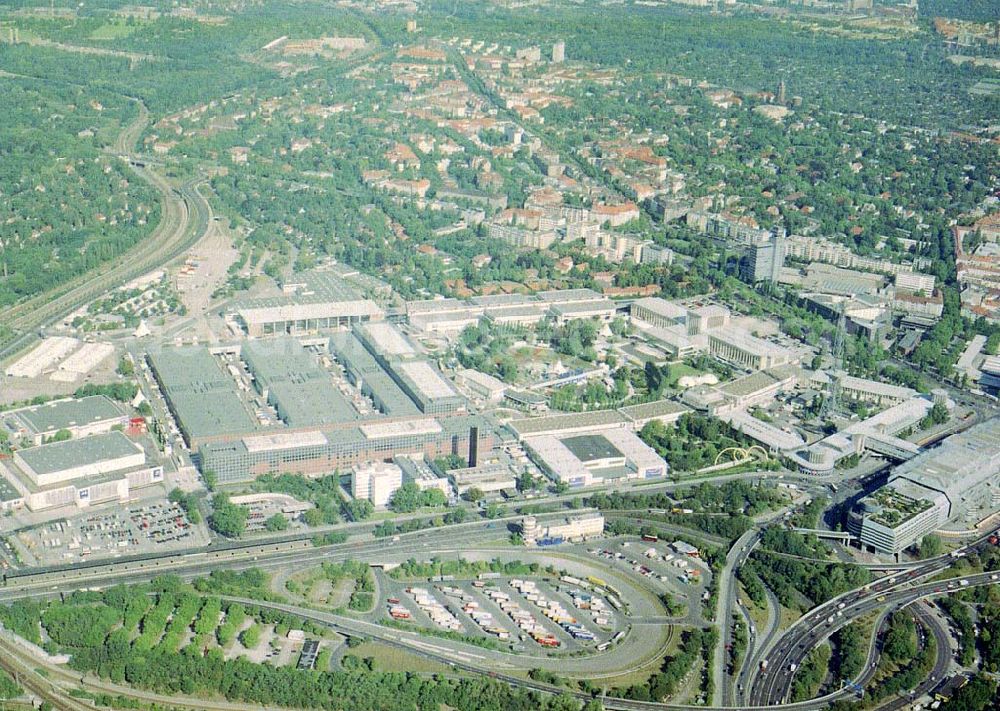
[0,509,987,711]
[714,528,760,706]
[748,570,998,706]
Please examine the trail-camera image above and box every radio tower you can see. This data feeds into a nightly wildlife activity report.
[820,303,847,419]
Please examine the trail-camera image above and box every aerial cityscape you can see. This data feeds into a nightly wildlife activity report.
[0,0,998,710]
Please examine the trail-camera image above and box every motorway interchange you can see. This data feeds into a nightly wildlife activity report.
[0,505,994,711]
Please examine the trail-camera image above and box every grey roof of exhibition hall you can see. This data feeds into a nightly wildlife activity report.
[9,395,124,435]
[147,346,258,437]
[16,431,142,475]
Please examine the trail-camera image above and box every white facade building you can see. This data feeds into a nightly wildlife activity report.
[352,461,403,507]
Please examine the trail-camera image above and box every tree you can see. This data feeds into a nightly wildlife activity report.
[303,508,324,527]
[116,356,135,376]
[390,482,423,513]
[264,513,288,532]
[208,495,248,538]
[916,534,943,559]
[517,471,539,492]
[462,487,484,503]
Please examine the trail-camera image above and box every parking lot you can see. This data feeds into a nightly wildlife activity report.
[380,574,623,654]
[13,500,209,566]
[587,537,711,600]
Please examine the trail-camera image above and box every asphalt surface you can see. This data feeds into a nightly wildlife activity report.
[749,570,997,706]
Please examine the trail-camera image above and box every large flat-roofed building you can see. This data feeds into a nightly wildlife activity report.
[630,297,688,329]
[1,396,126,445]
[356,322,419,362]
[851,418,1000,553]
[147,346,258,447]
[351,323,465,414]
[718,367,800,410]
[722,409,806,452]
[618,399,690,428]
[409,310,481,334]
[448,460,517,495]
[482,304,548,330]
[708,329,796,370]
[525,428,667,488]
[2,431,164,511]
[240,338,359,428]
[391,360,465,414]
[888,417,1000,526]
[14,431,145,488]
[637,324,708,360]
[232,270,382,337]
[535,288,606,307]
[455,369,507,402]
[549,299,617,325]
[198,415,493,484]
[330,333,421,417]
[837,374,915,408]
[508,410,630,439]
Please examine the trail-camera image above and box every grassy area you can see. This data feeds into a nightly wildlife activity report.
[666,363,706,388]
[349,641,452,674]
[585,626,681,689]
[738,582,769,634]
[89,21,140,40]
[777,604,800,634]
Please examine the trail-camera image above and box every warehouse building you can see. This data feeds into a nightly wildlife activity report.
[524,428,668,488]
[351,323,465,414]
[508,410,630,439]
[14,431,145,488]
[330,332,421,417]
[1,396,126,446]
[241,338,359,428]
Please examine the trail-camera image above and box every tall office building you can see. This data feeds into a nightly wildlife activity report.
[741,229,785,284]
[352,462,403,508]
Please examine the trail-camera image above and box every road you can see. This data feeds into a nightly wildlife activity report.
[0,510,984,711]
[714,528,760,706]
[748,570,997,706]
